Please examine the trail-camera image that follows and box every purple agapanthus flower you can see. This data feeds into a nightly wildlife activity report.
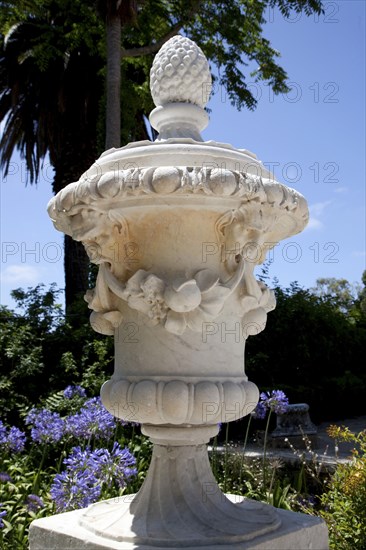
[63,385,87,399]
[260,390,289,415]
[0,421,7,445]
[0,507,6,529]
[251,400,267,420]
[91,442,137,489]
[252,389,289,419]
[50,443,137,512]
[26,494,45,513]
[0,472,12,483]
[0,421,26,453]
[6,426,26,453]
[25,408,65,444]
[64,397,116,440]
[50,467,101,512]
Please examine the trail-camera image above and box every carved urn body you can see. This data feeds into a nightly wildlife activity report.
[47,35,309,547]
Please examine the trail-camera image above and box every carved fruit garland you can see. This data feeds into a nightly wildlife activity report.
[85,259,276,337]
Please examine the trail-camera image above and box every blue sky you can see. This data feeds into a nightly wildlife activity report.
[1,0,365,310]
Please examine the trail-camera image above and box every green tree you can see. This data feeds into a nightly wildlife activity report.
[357,270,366,316]
[246,280,366,421]
[0,0,324,313]
[311,277,361,316]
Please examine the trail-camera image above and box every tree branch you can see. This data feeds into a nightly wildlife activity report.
[121,22,183,58]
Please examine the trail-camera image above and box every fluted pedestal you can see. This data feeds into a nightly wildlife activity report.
[30,428,328,550]
[29,427,328,549]
[80,426,279,546]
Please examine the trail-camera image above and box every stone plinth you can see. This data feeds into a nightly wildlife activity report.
[271,403,318,448]
[29,495,328,550]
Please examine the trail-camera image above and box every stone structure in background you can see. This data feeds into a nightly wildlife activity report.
[30,36,328,549]
[271,403,318,448]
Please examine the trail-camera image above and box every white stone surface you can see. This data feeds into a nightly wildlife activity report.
[150,35,212,108]
[29,495,329,549]
[39,35,328,550]
[149,35,212,140]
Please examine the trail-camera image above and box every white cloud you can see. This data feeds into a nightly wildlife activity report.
[333,187,348,194]
[352,250,366,258]
[0,264,41,285]
[309,200,333,217]
[305,217,323,230]
[303,200,333,231]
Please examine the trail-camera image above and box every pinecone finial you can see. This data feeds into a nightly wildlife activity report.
[150,35,212,108]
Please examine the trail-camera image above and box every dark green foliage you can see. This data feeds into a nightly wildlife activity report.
[0,285,114,425]
[246,280,366,421]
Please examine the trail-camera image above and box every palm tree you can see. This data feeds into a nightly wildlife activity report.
[0,4,104,316]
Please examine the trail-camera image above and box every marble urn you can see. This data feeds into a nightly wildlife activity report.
[31,35,328,550]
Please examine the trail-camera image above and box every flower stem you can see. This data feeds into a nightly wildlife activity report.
[223,423,230,494]
[32,443,48,494]
[238,414,252,491]
[57,442,66,474]
[262,409,272,492]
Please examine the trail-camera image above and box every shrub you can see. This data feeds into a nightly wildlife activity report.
[0,285,114,425]
[319,426,366,550]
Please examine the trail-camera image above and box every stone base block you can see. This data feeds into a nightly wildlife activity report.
[29,495,328,550]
